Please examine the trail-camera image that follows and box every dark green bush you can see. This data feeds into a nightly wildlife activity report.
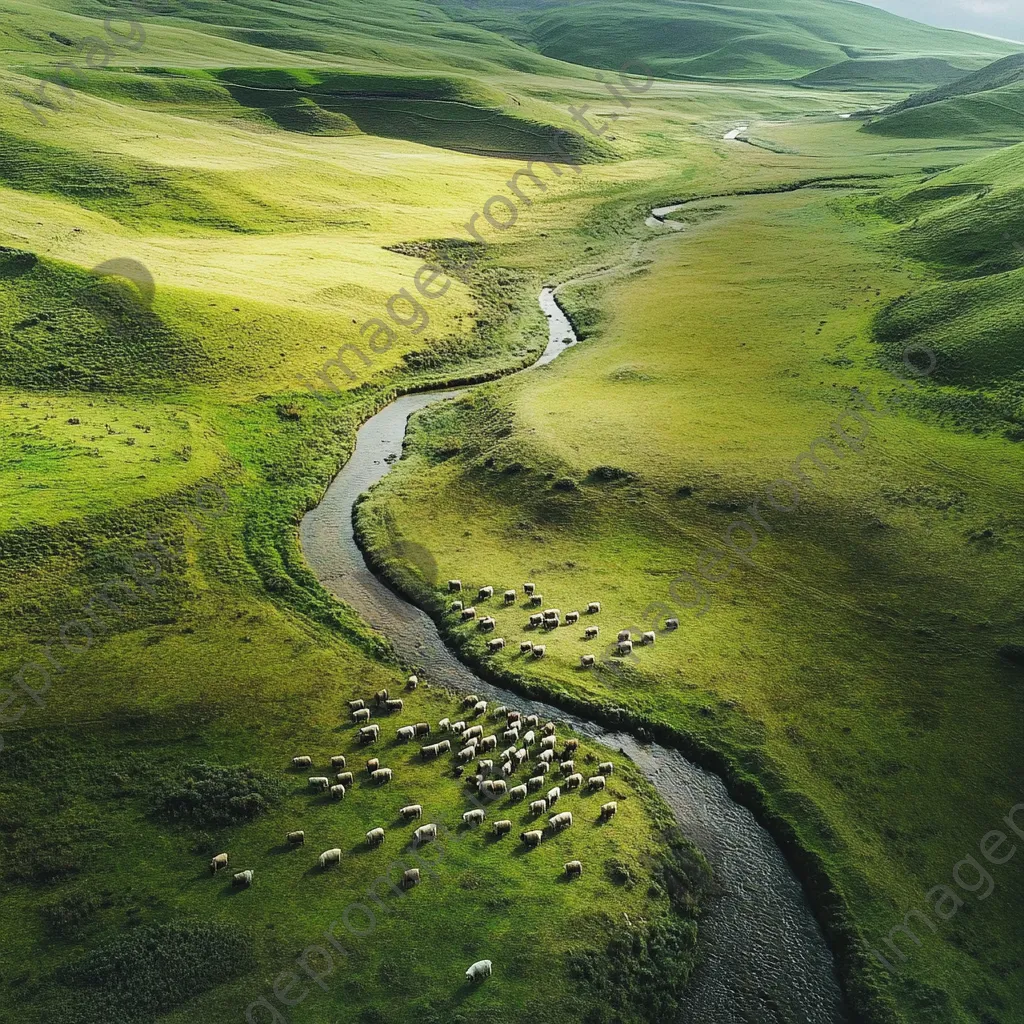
[149,762,282,828]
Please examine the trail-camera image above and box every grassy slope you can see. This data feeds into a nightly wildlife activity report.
[356,133,1024,1023]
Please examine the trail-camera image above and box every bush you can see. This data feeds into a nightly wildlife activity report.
[149,762,283,828]
[40,888,99,935]
[588,465,637,483]
[552,477,578,492]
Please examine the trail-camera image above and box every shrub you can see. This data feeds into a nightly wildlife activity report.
[552,477,578,491]
[149,762,283,828]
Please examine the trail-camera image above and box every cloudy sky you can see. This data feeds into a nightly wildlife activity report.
[857,0,1024,42]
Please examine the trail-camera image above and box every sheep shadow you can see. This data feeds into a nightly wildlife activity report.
[268,842,302,856]
[218,878,253,898]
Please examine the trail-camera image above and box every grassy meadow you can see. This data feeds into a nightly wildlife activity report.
[0,0,1022,1022]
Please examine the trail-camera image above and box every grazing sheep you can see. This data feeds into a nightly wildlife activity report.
[233,870,254,887]
[479,617,496,632]
[642,631,655,645]
[500,745,515,762]
[584,626,599,639]
[384,699,404,712]
[451,721,467,734]
[478,779,494,797]
[487,638,505,654]
[587,602,601,614]
[491,780,507,794]
[400,804,423,820]
[309,776,330,791]
[421,743,440,760]
[534,761,550,774]
[449,580,462,593]
[287,831,305,845]
[532,645,546,658]
[478,758,494,774]
[540,735,556,751]
[336,772,354,786]
[437,739,452,754]
[617,630,631,642]
[598,762,614,775]
[524,714,538,728]
[371,768,393,785]
[528,614,543,628]
[330,784,346,800]
[414,823,438,843]
[319,848,342,869]
[366,827,385,847]
[359,724,380,743]
[522,730,536,747]
[543,617,559,630]
[466,960,492,983]
[465,725,484,740]
[451,600,463,613]
[521,829,543,847]
[618,641,633,655]
[504,590,516,605]
[538,752,554,766]
[330,755,347,769]
[546,787,560,805]
[353,707,371,723]
[407,674,418,688]
[666,617,679,630]
[566,611,580,625]
[365,758,380,773]
[565,860,583,879]
[347,700,365,711]
[519,641,533,654]
[549,811,573,832]
[463,809,485,826]
[506,710,521,723]
[523,582,536,595]
[600,801,618,820]
[514,749,528,766]
[560,760,575,775]
[480,734,498,751]
[530,799,548,815]
[457,746,477,763]
[407,722,427,738]
[509,784,527,802]
[461,607,477,621]
[565,773,583,789]
[529,594,543,606]
[492,705,508,718]
[502,728,519,744]
[494,819,512,836]
[588,775,607,790]
[563,739,579,754]
[397,725,416,742]
[403,868,421,888]
[292,756,312,768]
[438,718,451,732]
[500,761,513,777]
[478,586,494,601]
[541,722,556,736]
[463,695,480,707]
[375,689,389,705]
[580,654,595,668]
[210,853,229,874]
[543,609,560,620]
[527,775,544,792]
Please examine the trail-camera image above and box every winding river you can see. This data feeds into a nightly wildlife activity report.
[300,231,849,1022]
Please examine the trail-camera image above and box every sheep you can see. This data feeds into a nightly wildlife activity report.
[449,580,462,593]
[546,787,561,805]
[292,756,312,768]
[359,724,380,743]
[437,739,452,754]
[403,868,421,888]
[584,626,599,639]
[521,829,543,847]
[532,645,546,658]
[491,705,508,718]
[330,755,347,769]
[366,827,385,847]
[500,745,516,762]
[478,586,494,601]
[523,582,536,595]
[457,746,477,762]
[494,819,512,836]
[473,701,488,716]
[480,734,498,752]
[564,860,583,880]
[509,784,528,802]
[371,768,393,785]
[461,607,477,621]
[598,761,614,775]
[384,698,404,712]
[580,654,595,668]
[500,760,513,777]
[336,771,354,786]
[478,779,494,797]
[524,714,538,728]
[463,809,485,826]
[479,617,496,632]
[375,688,389,705]
[233,870,254,887]
[330,784,347,800]
[530,799,548,815]
[451,600,463,613]
[527,775,544,792]
[438,718,451,732]
[466,960,492,983]
[565,773,583,789]
[407,674,418,690]
[209,853,228,874]
[588,775,607,790]
[502,728,519,744]
[565,611,580,625]
[506,710,521,724]
[287,831,305,845]
[353,707,371,723]
[528,614,543,628]
[618,640,633,655]
[520,641,534,654]
[617,630,631,642]
[535,761,550,774]
[309,776,330,791]
[514,749,528,766]
[666,617,679,629]
[451,720,467,734]
[491,779,507,794]
[642,631,655,645]
[478,758,494,774]
[600,801,618,820]
[414,722,431,736]
[522,730,536,747]
[541,722,556,736]
[529,594,543,606]
[563,739,579,754]
[504,589,517,605]
[421,742,440,759]
[543,616,559,630]
[587,602,601,614]
[397,725,416,742]
[559,760,575,775]
[347,700,365,711]
[549,811,573,831]
[319,848,342,869]
[464,694,482,706]
[465,725,484,740]
[540,735,556,751]
[414,823,438,843]
[543,608,560,620]
[400,804,423,820]
[366,758,380,774]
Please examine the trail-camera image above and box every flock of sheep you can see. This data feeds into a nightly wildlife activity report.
[206,680,618,897]
[448,580,679,663]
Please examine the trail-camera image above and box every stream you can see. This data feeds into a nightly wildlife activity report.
[300,236,849,1022]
